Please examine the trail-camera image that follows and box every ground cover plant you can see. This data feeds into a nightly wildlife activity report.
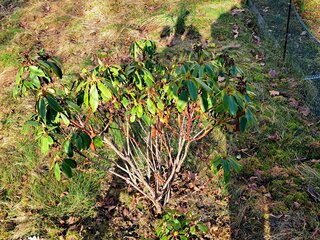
[0,0,320,239]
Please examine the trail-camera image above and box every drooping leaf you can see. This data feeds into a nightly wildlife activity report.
[190,226,196,234]
[63,158,77,168]
[205,63,214,77]
[147,98,156,115]
[63,140,73,157]
[61,113,70,126]
[136,104,144,118]
[187,80,198,101]
[197,223,209,233]
[80,132,91,150]
[200,91,209,112]
[143,69,154,87]
[223,94,237,116]
[228,158,241,173]
[29,66,45,77]
[66,100,81,112]
[84,84,89,108]
[39,98,46,120]
[61,161,72,178]
[239,116,247,133]
[194,78,212,93]
[97,82,112,102]
[46,94,63,112]
[54,163,61,181]
[90,84,99,112]
[25,120,41,127]
[40,135,49,154]
[121,97,130,108]
[177,90,188,112]
[93,136,104,148]
[46,60,63,78]
[245,108,254,124]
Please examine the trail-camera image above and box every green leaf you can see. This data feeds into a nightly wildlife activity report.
[190,226,196,234]
[130,114,136,122]
[121,97,130,108]
[84,84,89,108]
[61,113,70,126]
[61,161,72,178]
[16,67,24,85]
[205,63,214,77]
[39,98,46,120]
[46,94,63,112]
[143,69,154,87]
[137,104,144,118]
[90,84,99,112]
[200,91,209,112]
[63,158,77,168]
[97,82,112,102]
[80,132,91,150]
[223,94,237,116]
[93,136,104,148]
[147,98,156,115]
[54,163,61,181]
[40,135,49,154]
[245,108,254,124]
[46,61,63,78]
[229,158,241,173]
[194,78,212,93]
[72,133,83,150]
[197,223,208,233]
[187,80,198,101]
[63,140,73,157]
[66,100,81,112]
[29,74,41,88]
[29,66,45,77]
[177,90,188,112]
[25,120,41,127]
[239,116,247,133]
[180,236,188,240]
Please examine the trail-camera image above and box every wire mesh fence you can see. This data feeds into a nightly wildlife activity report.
[248,0,320,113]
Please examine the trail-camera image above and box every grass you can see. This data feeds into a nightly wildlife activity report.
[0,0,320,239]
[294,0,320,39]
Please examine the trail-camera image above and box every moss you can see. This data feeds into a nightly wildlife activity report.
[119,191,133,207]
[284,195,295,207]
[271,202,289,214]
[239,157,262,176]
[293,192,309,204]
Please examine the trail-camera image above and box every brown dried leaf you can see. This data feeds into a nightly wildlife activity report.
[232,24,239,39]
[231,8,245,16]
[268,69,278,78]
[268,133,280,142]
[288,97,299,108]
[270,166,286,178]
[218,76,225,82]
[298,106,311,116]
[269,90,280,97]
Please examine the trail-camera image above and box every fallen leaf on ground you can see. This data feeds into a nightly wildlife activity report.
[268,69,278,78]
[268,133,280,141]
[218,76,225,82]
[298,106,311,116]
[231,8,245,15]
[232,24,239,39]
[269,90,280,97]
[270,165,286,178]
[288,97,299,108]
